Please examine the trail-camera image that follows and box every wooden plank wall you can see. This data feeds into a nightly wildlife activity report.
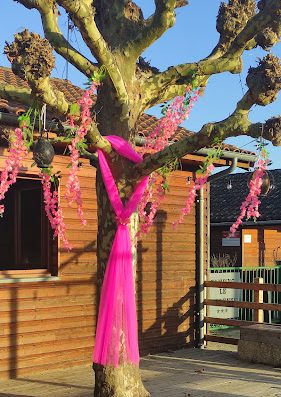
[242,227,281,267]
[137,170,197,354]
[0,154,200,378]
[0,154,97,379]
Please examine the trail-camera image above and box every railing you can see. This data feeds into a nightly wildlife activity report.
[204,278,281,345]
[208,266,281,324]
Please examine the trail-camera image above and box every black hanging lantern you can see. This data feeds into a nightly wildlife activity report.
[247,170,271,196]
[33,138,55,168]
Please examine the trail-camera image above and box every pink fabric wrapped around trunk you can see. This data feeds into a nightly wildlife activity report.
[93,135,149,366]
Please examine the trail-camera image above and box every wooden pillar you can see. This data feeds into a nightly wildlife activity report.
[253,277,264,323]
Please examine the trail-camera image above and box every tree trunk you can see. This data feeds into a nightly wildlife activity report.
[93,363,150,397]
[93,102,150,396]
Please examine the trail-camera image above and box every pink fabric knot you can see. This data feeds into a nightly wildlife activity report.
[93,135,149,367]
[116,216,129,226]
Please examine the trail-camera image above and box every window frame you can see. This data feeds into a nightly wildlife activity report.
[0,174,58,279]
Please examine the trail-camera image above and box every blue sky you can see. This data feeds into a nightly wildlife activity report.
[1,1,280,168]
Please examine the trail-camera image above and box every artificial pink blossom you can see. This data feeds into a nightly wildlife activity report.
[229,152,269,237]
[173,164,215,227]
[0,127,28,215]
[138,176,166,235]
[65,81,98,226]
[142,87,199,154]
[139,87,200,234]
[41,173,71,250]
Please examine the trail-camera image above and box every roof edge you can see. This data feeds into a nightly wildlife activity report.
[211,220,281,226]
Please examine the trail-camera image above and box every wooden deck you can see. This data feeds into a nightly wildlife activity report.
[0,343,280,397]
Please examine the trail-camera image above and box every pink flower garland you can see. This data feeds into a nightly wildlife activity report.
[229,150,269,236]
[173,164,215,227]
[143,87,199,153]
[138,87,200,234]
[41,173,71,250]
[65,81,98,225]
[138,175,166,235]
[0,127,28,215]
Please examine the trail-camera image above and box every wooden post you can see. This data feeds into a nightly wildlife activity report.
[204,274,208,347]
[253,277,264,323]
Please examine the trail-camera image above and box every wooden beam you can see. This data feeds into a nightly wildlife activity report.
[204,299,281,312]
[204,334,239,345]
[205,281,281,292]
[205,316,257,327]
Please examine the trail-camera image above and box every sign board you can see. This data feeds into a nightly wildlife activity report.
[244,234,252,243]
[208,271,241,320]
[222,230,240,247]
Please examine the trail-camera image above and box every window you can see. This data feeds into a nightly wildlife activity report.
[0,176,57,274]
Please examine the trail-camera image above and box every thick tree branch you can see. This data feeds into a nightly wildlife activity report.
[143,0,280,109]
[143,56,242,109]
[134,90,257,177]
[41,10,99,78]
[227,0,281,56]
[57,0,129,106]
[86,122,112,153]
[15,0,99,78]
[14,0,43,9]
[29,76,70,115]
[0,83,32,106]
[127,0,179,59]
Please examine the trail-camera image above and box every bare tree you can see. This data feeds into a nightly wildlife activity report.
[1,1,281,396]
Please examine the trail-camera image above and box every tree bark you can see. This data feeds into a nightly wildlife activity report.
[93,363,150,397]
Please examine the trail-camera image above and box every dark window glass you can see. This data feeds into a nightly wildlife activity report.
[0,177,52,271]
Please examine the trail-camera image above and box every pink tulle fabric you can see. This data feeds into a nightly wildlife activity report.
[93,135,149,366]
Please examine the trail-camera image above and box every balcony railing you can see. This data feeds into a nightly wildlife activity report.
[204,276,281,344]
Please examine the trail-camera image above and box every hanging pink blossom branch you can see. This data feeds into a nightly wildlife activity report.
[41,173,71,250]
[138,175,166,235]
[173,163,215,227]
[0,127,28,216]
[65,81,98,226]
[139,86,200,234]
[142,87,199,153]
[229,148,269,236]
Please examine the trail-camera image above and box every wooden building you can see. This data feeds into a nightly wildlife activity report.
[211,170,281,268]
[0,67,255,379]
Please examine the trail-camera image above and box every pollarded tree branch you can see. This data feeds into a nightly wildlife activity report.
[5,30,70,115]
[127,0,186,59]
[227,0,281,56]
[14,0,44,9]
[142,55,242,109]
[54,121,112,151]
[134,81,277,177]
[134,92,254,177]
[0,83,32,106]
[57,0,129,106]
[41,9,99,78]
[15,0,99,78]
[138,51,281,176]
[86,122,112,153]
[30,76,70,115]
[143,0,281,109]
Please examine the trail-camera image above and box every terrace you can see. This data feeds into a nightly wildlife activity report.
[0,343,280,397]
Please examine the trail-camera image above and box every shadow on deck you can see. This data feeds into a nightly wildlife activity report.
[0,343,280,397]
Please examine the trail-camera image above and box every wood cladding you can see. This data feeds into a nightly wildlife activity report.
[0,156,201,378]
[242,227,281,267]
